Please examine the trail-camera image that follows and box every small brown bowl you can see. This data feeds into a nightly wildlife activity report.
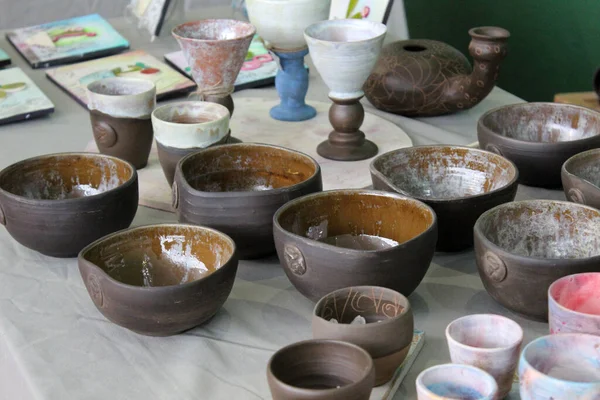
[174,143,323,259]
[477,102,600,187]
[267,339,375,400]
[312,286,413,386]
[0,153,138,257]
[370,145,518,252]
[474,200,600,320]
[273,190,437,301]
[561,148,600,210]
[78,224,238,336]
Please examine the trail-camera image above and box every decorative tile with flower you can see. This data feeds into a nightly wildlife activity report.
[329,0,394,24]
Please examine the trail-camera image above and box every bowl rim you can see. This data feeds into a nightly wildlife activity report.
[548,272,600,321]
[416,363,498,397]
[86,77,156,99]
[474,199,600,262]
[312,285,411,328]
[369,144,519,204]
[519,333,600,386]
[304,19,387,46]
[562,148,600,190]
[478,102,600,147]
[0,152,137,205]
[273,189,437,255]
[77,223,238,291]
[176,142,322,198]
[445,313,523,353]
[172,19,256,43]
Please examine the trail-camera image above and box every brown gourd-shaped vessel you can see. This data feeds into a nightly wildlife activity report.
[364,27,510,117]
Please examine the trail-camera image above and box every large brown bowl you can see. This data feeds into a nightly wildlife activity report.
[174,143,323,259]
[78,224,238,336]
[0,153,138,257]
[370,145,518,252]
[477,102,600,188]
[474,200,600,320]
[561,148,600,210]
[273,190,437,301]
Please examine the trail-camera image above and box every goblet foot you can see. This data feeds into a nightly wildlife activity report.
[317,136,378,161]
[270,103,316,122]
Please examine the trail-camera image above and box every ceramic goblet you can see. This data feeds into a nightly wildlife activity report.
[246,0,330,122]
[305,19,386,161]
[446,314,523,398]
[416,364,498,400]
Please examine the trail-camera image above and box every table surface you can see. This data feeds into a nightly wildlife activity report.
[0,8,565,400]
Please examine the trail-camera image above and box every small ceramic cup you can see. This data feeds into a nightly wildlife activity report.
[152,101,231,186]
[446,314,523,398]
[519,333,600,400]
[548,272,600,336]
[267,339,375,400]
[312,286,413,386]
[86,77,156,169]
[416,364,498,400]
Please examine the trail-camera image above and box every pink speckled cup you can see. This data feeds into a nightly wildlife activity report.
[548,272,600,336]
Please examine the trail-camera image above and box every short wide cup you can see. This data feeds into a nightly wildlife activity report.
[446,314,523,398]
[416,364,498,400]
[87,77,156,169]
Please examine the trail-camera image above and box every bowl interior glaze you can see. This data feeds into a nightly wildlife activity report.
[180,144,318,192]
[480,103,600,143]
[478,201,600,259]
[564,150,600,188]
[81,225,235,287]
[152,102,229,125]
[305,19,386,43]
[173,20,255,41]
[0,154,133,200]
[372,147,517,200]
[549,273,600,316]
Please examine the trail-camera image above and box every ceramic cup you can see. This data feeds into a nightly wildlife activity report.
[312,286,414,386]
[519,333,600,400]
[548,272,600,336]
[152,101,231,186]
[267,339,375,400]
[86,77,156,169]
[416,364,498,400]
[446,314,523,398]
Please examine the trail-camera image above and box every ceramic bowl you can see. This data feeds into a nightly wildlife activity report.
[474,200,600,320]
[152,101,231,186]
[519,333,600,400]
[312,286,413,386]
[446,314,523,398]
[416,364,498,400]
[477,102,600,187]
[273,190,437,301]
[370,145,518,252]
[78,224,238,336]
[561,148,600,210]
[548,272,600,336]
[267,339,375,400]
[174,143,322,259]
[0,153,138,257]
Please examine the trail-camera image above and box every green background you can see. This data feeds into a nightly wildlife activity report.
[404,0,600,101]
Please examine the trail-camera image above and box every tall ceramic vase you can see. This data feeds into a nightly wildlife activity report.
[172,19,256,116]
[246,0,330,122]
[305,20,387,161]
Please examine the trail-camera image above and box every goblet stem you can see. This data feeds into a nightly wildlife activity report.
[270,48,316,122]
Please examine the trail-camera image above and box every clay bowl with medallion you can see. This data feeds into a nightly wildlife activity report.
[477,102,600,188]
[173,143,322,259]
[273,189,438,301]
[312,286,414,386]
[78,223,238,336]
[561,148,600,210]
[0,153,138,258]
[474,200,600,321]
[370,145,518,252]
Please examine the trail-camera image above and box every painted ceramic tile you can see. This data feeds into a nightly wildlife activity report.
[6,14,129,68]
[164,34,278,91]
[329,0,394,23]
[127,0,172,37]
[46,50,195,107]
[0,67,54,124]
[0,49,10,67]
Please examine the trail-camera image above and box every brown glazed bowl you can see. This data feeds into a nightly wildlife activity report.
[78,224,238,336]
[561,148,600,210]
[174,143,322,259]
[370,145,518,252]
[0,153,138,258]
[312,286,413,386]
[267,339,375,400]
[273,190,437,301]
[474,200,600,321]
[477,102,600,188]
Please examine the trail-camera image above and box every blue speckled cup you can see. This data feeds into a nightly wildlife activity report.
[416,364,498,400]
